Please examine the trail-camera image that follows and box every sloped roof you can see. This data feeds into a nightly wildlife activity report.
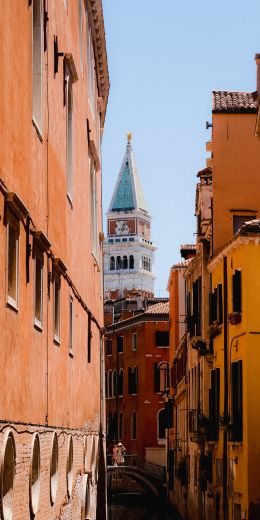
[109,137,149,213]
[212,91,257,113]
[144,301,169,315]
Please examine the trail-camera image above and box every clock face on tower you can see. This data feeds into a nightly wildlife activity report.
[115,221,130,235]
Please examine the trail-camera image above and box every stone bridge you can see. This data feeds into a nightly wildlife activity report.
[107,454,166,497]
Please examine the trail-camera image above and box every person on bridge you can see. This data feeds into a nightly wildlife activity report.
[117,442,126,465]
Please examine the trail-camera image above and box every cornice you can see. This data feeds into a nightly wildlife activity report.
[86,0,110,126]
[208,235,260,272]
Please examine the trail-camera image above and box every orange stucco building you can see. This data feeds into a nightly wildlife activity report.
[0,1,109,518]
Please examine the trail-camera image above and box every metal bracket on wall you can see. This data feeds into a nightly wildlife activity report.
[54,36,64,75]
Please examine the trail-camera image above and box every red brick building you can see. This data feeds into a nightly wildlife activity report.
[105,301,170,467]
[0,1,109,518]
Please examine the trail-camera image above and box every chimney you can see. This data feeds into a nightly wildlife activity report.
[255,54,260,99]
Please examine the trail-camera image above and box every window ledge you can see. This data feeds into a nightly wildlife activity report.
[34,318,43,332]
[6,298,19,313]
[69,349,74,358]
[32,118,43,142]
[54,336,61,347]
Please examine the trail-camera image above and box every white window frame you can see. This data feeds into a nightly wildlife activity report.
[86,12,96,117]
[69,295,74,356]
[78,0,84,75]
[34,251,43,330]
[6,220,19,311]
[53,277,61,344]
[132,332,137,351]
[90,159,99,261]
[32,0,43,136]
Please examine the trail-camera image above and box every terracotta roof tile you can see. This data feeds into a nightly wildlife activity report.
[212,91,257,113]
[144,301,169,315]
[172,258,193,269]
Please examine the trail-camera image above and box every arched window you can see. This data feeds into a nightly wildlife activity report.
[108,370,112,398]
[110,256,115,270]
[116,256,121,270]
[50,433,58,505]
[1,430,16,520]
[148,258,151,271]
[29,433,41,515]
[112,370,117,398]
[129,255,134,269]
[131,412,137,440]
[105,371,108,398]
[158,362,170,392]
[158,409,167,440]
[66,436,73,498]
[122,255,128,269]
[118,369,124,396]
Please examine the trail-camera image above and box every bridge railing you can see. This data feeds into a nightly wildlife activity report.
[107,453,166,482]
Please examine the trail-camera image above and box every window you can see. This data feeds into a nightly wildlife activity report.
[108,370,112,398]
[29,433,41,515]
[155,331,169,347]
[128,366,138,394]
[66,437,73,498]
[209,285,223,324]
[155,362,169,393]
[1,430,16,520]
[50,433,58,505]
[53,278,61,343]
[64,56,78,203]
[131,412,137,440]
[105,372,108,398]
[117,336,124,354]
[32,0,43,134]
[233,215,256,234]
[90,160,98,259]
[129,255,134,269]
[208,368,220,441]
[158,409,167,440]
[34,253,43,329]
[69,296,74,355]
[230,361,243,442]
[192,277,202,336]
[232,270,242,313]
[110,256,115,271]
[119,413,123,440]
[116,256,121,270]
[132,333,137,351]
[122,255,128,269]
[118,369,124,396]
[78,0,83,74]
[112,370,117,398]
[7,220,19,309]
[86,17,96,116]
[105,339,112,356]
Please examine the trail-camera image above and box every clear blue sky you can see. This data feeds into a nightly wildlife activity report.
[102,0,260,296]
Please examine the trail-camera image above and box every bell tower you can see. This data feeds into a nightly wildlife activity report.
[103,134,156,298]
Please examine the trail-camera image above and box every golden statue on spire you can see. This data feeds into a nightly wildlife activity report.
[127,132,132,142]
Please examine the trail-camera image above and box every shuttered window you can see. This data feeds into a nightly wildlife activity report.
[233,270,242,313]
[208,368,220,441]
[230,361,243,442]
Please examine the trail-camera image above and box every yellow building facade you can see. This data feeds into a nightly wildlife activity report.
[208,225,260,520]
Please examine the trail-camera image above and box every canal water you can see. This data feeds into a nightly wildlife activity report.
[108,493,178,519]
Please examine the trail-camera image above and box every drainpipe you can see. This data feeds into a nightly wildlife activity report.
[223,256,228,520]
